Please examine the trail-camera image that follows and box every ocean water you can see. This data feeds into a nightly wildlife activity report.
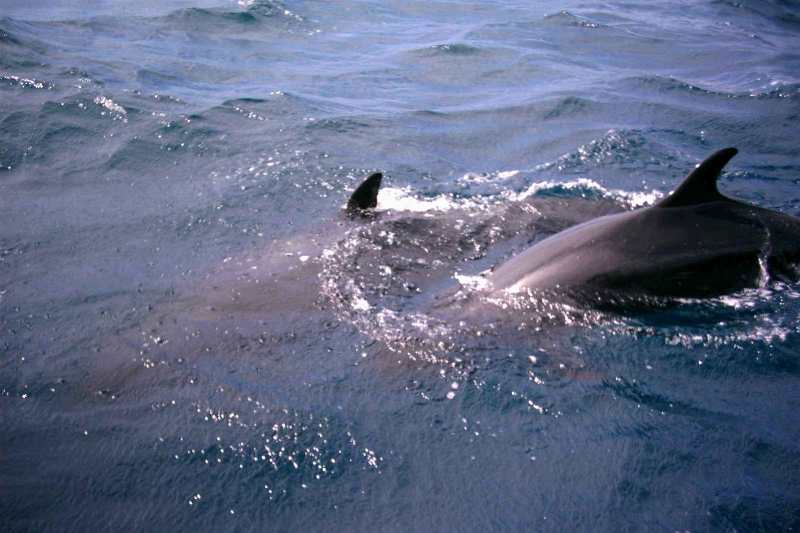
[2,0,800,530]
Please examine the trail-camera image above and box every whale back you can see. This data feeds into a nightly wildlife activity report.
[487,147,800,298]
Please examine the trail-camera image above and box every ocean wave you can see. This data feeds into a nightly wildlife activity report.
[208,92,337,121]
[162,0,305,31]
[165,7,261,26]
[0,94,133,170]
[103,118,223,169]
[105,138,166,170]
[0,19,51,68]
[542,96,592,119]
[626,75,800,100]
[536,128,674,175]
[711,0,800,28]
[238,0,305,21]
[304,116,372,134]
[541,10,605,29]
[412,43,483,57]
[0,24,21,45]
[409,95,599,124]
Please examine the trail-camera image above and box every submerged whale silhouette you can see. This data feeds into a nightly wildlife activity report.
[350,148,800,299]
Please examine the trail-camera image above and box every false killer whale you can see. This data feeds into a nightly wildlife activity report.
[349,148,800,300]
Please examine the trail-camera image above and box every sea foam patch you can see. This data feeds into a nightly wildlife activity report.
[376,187,474,212]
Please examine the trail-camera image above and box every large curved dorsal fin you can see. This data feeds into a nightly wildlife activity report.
[657,147,738,208]
[346,172,382,215]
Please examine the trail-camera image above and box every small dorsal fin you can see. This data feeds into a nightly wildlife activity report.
[657,147,738,208]
[346,172,382,214]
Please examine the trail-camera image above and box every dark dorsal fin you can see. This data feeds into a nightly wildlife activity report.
[346,172,382,214]
[657,147,738,208]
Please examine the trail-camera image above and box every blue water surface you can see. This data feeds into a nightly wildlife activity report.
[2,0,800,531]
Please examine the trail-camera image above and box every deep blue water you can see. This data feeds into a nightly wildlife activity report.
[2,0,800,531]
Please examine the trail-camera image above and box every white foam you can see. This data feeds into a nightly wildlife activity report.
[454,273,491,291]
[351,174,662,214]
[1,74,49,89]
[94,96,127,117]
[497,170,520,179]
[377,187,471,212]
[351,295,371,311]
[457,169,520,185]
[511,177,662,208]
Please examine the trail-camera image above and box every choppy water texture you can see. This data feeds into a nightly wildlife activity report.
[2,0,800,531]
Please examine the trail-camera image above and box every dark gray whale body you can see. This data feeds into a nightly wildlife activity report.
[350,148,800,301]
[487,148,800,299]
